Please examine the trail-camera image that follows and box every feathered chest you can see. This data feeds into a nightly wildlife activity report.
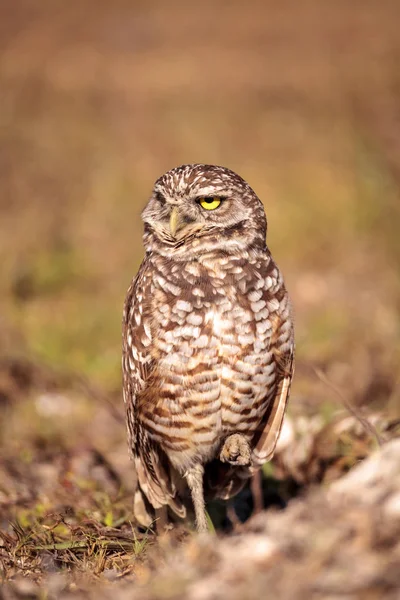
[128,251,291,468]
[140,252,282,391]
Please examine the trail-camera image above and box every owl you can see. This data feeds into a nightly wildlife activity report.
[122,164,294,533]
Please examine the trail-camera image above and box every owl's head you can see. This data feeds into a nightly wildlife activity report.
[142,164,267,257]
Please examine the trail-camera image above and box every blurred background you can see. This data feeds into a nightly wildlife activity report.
[1,0,400,565]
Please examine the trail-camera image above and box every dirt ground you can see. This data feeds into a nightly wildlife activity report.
[1,0,400,597]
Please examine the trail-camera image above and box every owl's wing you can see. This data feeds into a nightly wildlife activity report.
[251,298,295,467]
[122,258,186,527]
[122,260,152,450]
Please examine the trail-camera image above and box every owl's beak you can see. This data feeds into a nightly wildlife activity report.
[169,207,183,237]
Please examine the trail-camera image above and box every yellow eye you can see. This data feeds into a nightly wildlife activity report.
[199,197,221,210]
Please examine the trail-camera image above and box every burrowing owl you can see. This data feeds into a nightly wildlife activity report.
[122,164,294,532]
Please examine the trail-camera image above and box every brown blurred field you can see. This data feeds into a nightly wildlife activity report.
[1,0,400,596]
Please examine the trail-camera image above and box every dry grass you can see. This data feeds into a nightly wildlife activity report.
[0,0,400,596]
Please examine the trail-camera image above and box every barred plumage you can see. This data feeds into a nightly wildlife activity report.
[122,164,294,532]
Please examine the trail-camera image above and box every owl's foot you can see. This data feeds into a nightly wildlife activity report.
[219,434,251,466]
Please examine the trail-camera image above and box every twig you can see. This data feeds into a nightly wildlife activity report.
[313,367,383,447]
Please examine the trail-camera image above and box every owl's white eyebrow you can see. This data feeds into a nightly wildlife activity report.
[195,186,225,197]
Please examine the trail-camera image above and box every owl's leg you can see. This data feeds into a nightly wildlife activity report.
[185,464,208,533]
[155,506,170,534]
[219,433,251,466]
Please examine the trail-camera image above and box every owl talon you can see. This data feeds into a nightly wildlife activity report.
[219,434,251,466]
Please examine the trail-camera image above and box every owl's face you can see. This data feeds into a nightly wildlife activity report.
[142,164,267,257]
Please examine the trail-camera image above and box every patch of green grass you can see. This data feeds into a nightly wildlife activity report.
[12,295,122,388]
[11,244,85,302]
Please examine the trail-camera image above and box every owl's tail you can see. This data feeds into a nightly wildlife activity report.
[133,444,186,529]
